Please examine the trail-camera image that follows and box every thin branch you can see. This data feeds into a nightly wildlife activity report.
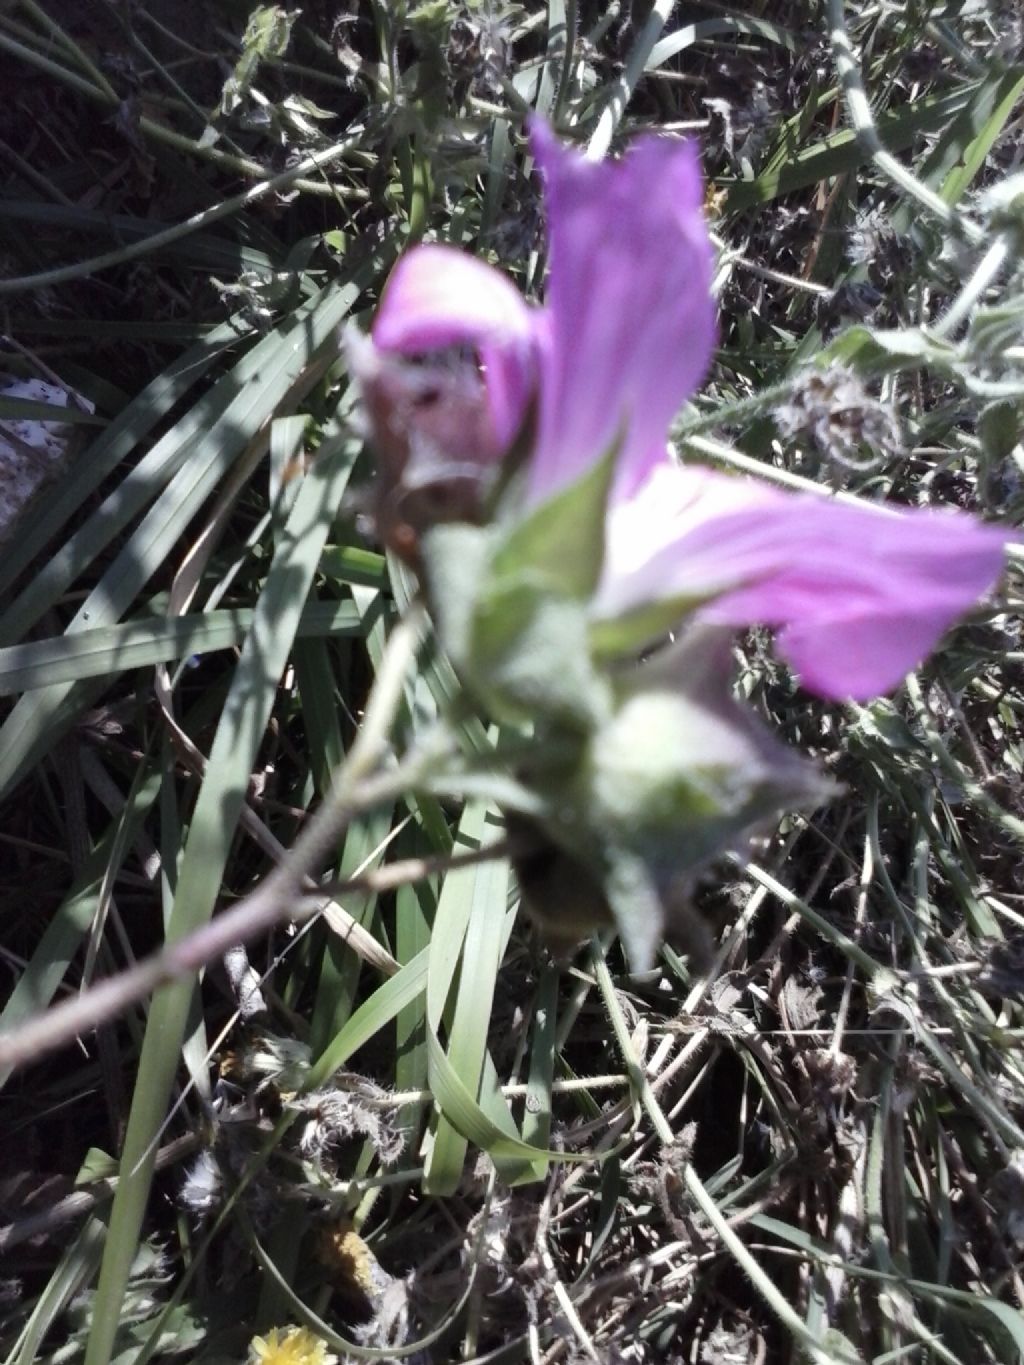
[825,0,981,243]
[0,1133,200,1255]
[311,836,513,901]
[0,126,366,296]
[0,606,432,1075]
[0,23,347,196]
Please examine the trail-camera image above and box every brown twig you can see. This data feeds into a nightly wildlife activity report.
[0,1132,200,1255]
[312,837,512,901]
[0,606,434,1075]
[0,763,410,1076]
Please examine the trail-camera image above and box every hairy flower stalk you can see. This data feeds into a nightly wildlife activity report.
[354,120,1007,965]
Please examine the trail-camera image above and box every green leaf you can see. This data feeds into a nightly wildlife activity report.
[964,1299,1024,1362]
[320,543,389,590]
[929,68,1024,206]
[968,298,1024,359]
[85,426,359,1365]
[0,600,362,695]
[8,1216,107,1365]
[424,804,514,1195]
[979,399,1020,464]
[0,201,276,282]
[0,316,242,615]
[0,269,374,798]
[0,396,105,425]
[0,764,162,1089]
[647,15,800,69]
[723,83,980,213]
[520,964,559,1178]
[819,325,957,375]
[76,1148,119,1185]
[418,813,599,1180]
[305,950,430,1093]
[750,1213,1024,1360]
[222,4,298,115]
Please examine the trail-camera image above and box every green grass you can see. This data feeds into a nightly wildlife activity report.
[1,2,1023,1362]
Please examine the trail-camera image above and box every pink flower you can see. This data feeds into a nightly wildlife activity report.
[597,463,1006,701]
[373,120,717,504]
[367,121,1006,701]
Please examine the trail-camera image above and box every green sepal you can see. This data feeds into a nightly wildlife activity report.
[490,442,618,600]
[504,808,668,971]
[588,683,832,867]
[470,574,609,730]
[588,588,720,662]
[420,445,621,724]
[586,630,836,867]
[506,632,835,970]
[568,630,835,965]
[420,524,610,731]
[599,845,672,974]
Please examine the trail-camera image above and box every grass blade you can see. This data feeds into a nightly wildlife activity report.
[84,420,361,1365]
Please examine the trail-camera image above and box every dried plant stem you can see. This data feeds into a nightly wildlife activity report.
[736,856,891,983]
[310,837,512,900]
[904,674,1024,847]
[0,764,413,1076]
[0,125,364,296]
[826,0,980,242]
[0,23,340,196]
[678,432,905,516]
[0,1133,201,1255]
[830,827,873,1056]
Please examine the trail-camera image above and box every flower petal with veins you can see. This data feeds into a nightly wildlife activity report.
[370,125,716,495]
[598,462,1007,700]
[527,120,717,502]
[364,122,1007,701]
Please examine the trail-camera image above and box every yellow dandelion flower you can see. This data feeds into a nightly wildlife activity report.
[247,1325,337,1365]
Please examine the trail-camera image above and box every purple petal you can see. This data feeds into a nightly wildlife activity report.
[374,243,532,353]
[598,463,1007,700]
[372,244,536,449]
[526,120,717,504]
